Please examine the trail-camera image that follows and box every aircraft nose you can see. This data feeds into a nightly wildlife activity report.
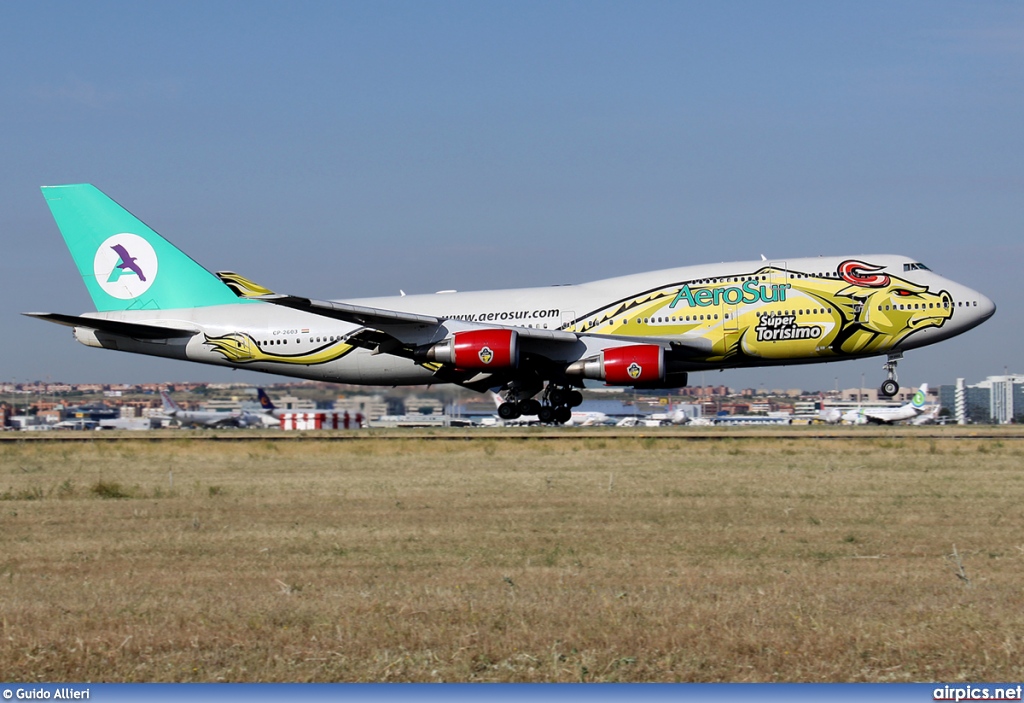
[975,291,996,321]
[958,288,996,333]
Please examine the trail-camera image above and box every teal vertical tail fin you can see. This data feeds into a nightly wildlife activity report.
[42,184,245,311]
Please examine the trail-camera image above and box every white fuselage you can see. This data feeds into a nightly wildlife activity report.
[73,254,995,387]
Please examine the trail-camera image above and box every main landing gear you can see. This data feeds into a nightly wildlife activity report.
[879,352,902,398]
[538,385,583,424]
[496,384,583,424]
[497,398,535,420]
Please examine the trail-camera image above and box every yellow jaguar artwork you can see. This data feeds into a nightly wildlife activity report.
[577,260,953,364]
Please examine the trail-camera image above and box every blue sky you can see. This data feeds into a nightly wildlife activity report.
[2,1,1020,391]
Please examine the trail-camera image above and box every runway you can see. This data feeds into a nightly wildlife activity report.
[2,425,1022,443]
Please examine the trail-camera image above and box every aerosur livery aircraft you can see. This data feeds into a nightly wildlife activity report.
[27,185,996,424]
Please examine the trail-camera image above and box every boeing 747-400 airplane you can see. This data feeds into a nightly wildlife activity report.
[26,185,995,424]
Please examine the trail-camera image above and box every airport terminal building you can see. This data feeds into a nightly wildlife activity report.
[939,375,1024,424]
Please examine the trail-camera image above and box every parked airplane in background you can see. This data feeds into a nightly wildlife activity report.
[910,404,941,425]
[646,406,692,425]
[817,401,843,425]
[251,388,287,428]
[687,417,716,427]
[256,388,280,415]
[53,419,98,430]
[159,391,258,428]
[842,384,931,425]
[563,409,611,427]
[615,407,692,427]
[28,185,996,424]
[256,388,286,419]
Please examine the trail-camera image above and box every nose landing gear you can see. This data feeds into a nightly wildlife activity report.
[879,352,902,397]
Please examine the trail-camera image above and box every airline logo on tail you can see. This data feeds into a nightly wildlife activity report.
[110,244,147,281]
[911,385,927,409]
[257,388,275,410]
[160,390,180,412]
[94,233,158,299]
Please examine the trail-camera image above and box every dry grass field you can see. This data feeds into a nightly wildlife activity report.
[1,430,1023,682]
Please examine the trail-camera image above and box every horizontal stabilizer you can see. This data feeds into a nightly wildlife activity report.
[23,312,197,339]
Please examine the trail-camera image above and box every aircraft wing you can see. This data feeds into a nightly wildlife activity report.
[255,294,710,350]
[257,292,584,355]
[23,313,197,339]
[255,292,712,393]
[257,294,444,327]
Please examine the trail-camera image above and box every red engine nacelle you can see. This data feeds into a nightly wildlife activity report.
[601,344,665,385]
[424,329,519,370]
[565,344,665,385]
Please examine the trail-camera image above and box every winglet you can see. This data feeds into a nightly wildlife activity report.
[217,271,276,298]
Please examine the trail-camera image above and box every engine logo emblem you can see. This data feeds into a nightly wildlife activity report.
[478,346,494,365]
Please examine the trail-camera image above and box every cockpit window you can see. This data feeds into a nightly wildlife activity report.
[903,263,931,271]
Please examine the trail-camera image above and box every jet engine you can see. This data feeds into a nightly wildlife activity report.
[565,344,665,385]
[421,329,519,370]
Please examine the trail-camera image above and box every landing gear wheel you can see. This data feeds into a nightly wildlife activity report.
[538,406,557,424]
[549,388,569,406]
[879,352,902,398]
[567,390,583,408]
[497,402,521,420]
[519,399,542,416]
[554,406,572,424]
